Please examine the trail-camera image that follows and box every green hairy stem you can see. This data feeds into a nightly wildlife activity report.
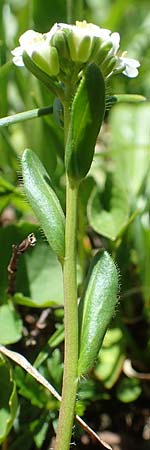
[54,99,79,450]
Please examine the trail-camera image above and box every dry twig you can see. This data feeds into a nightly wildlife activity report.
[7,233,36,296]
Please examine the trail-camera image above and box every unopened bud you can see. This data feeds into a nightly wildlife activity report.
[68,32,92,63]
[51,30,69,60]
[32,45,59,77]
[96,40,113,65]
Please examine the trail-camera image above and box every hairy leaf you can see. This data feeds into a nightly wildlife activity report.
[22,149,65,259]
[78,251,119,376]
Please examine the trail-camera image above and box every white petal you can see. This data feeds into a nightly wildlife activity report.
[110,32,120,55]
[45,23,60,41]
[114,58,125,72]
[57,23,73,30]
[123,57,140,68]
[120,56,140,77]
[33,40,51,61]
[57,21,111,39]
[11,46,22,57]
[13,55,24,67]
[123,65,139,78]
[96,28,111,39]
[84,24,111,39]
[19,30,42,50]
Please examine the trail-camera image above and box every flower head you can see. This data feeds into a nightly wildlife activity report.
[12,21,140,82]
[107,32,140,78]
[12,29,59,77]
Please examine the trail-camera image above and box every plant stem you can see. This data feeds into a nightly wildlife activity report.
[54,95,79,449]
[55,177,78,450]
[66,0,73,23]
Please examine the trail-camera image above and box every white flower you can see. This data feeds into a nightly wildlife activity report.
[12,21,140,80]
[11,46,24,67]
[12,30,43,66]
[57,21,111,39]
[12,29,60,76]
[120,56,140,78]
[107,32,140,78]
[53,21,112,63]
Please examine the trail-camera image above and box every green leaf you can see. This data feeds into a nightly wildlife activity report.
[14,239,64,307]
[78,250,119,376]
[116,377,142,403]
[0,302,23,345]
[0,175,23,213]
[88,172,130,240]
[34,325,64,369]
[0,356,18,444]
[130,215,150,315]
[94,328,125,388]
[109,103,150,196]
[14,367,51,409]
[22,149,65,259]
[30,412,50,449]
[65,63,105,183]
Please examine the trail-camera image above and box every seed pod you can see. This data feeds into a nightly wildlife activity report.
[22,149,65,260]
[78,250,119,376]
[65,63,105,184]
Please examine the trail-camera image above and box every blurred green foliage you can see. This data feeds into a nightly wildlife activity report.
[0,1,150,448]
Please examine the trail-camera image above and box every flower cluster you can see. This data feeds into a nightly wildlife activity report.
[12,21,140,81]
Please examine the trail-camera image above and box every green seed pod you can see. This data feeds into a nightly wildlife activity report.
[22,149,65,260]
[65,63,105,184]
[78,250,119,376]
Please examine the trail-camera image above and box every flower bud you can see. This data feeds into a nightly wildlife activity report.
[12,22,140,84]
[51,30,70,60]
[12,29,60,78]
[96,40,113,65]
[67,32,92,63]
[32,44,59,77]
